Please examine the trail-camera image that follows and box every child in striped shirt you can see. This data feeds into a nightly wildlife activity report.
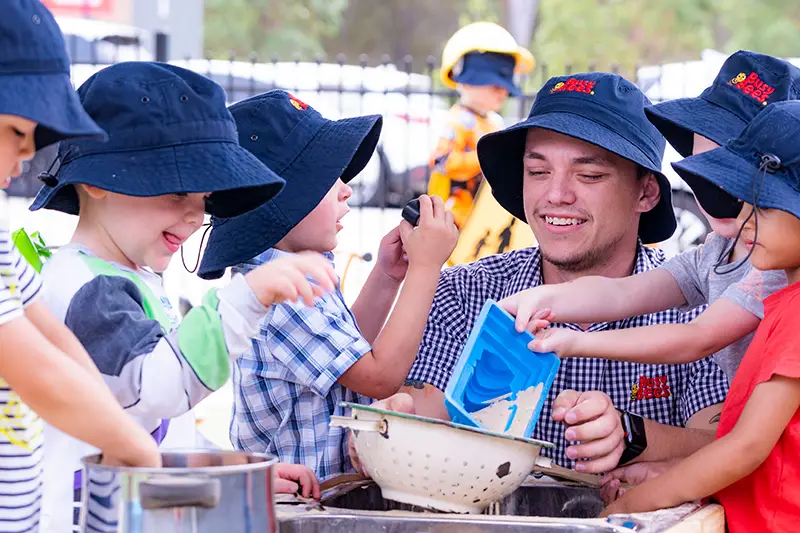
[0,1,163,530]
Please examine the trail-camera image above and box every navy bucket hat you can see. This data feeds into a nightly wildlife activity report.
[646,51,800,220]
[478,72,675,244]
[452,52,521,96]
[672,101,800,220]
[197,90,382,280]
[646,51,800,158]
[1,0,106,149]
[29,62,285,218]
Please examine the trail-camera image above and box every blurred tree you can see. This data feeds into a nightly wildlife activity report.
[204,0,348,59]
[203,0,800,80]
[717,0,800,58]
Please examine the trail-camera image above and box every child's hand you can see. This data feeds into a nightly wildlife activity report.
[600,460,676,505]
[245,251,338,307]
[600,484,660,517]
[274,463,321,500]
[376,225,408,283]
[528,327,580,358]
[399,195,458,272]
[100,438,162,468]
[499,288,556,333]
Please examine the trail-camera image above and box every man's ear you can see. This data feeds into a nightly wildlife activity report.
[638,172,661,214]
[79,184,108,201]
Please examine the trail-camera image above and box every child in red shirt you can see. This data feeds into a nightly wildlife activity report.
[602,101,800,531]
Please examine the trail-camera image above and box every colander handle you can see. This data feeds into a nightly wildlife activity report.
[330,416,388,436]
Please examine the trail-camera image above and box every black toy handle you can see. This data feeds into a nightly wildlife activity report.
[402,198,421,226]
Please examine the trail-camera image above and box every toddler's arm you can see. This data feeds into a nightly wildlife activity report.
[499,268,687,333]
[0,314,160,467]
[532,297,759,364]
[603,374,800,515]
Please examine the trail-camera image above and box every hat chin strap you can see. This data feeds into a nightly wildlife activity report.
[180,223,212,274]
[712,156,774,275]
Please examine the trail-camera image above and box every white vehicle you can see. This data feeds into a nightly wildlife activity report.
[56,16,153,63]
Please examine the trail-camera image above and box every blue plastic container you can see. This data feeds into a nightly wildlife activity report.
[444,300,561,439]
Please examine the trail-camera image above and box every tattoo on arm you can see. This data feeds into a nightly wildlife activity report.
[404,379,425,390]
[709,413,721,425]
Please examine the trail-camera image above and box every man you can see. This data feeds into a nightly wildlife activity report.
[354,72,728,483]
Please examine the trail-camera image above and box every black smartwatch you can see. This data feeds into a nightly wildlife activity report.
[618,410,647,466]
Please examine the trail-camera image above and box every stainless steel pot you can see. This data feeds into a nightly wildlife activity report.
[79,450,278,533]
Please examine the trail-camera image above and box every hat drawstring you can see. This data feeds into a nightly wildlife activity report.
[713,154,777,275]
[37,153,64,187]
[181,223,212,274]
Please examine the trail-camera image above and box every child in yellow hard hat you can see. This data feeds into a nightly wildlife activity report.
[428,22,534,228]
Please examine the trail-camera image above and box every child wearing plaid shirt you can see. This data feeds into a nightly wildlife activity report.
[198,91,459,480]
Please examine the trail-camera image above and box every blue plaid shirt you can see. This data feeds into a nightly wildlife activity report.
[231,249,373,481]
[407,243,730,468]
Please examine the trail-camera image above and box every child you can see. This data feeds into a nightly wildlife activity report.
[603,100,800,531]
[197,90,459,480]
[428,22,534,228]
[28,63,334,531]
[0,2,166,531]
[500,51,799,383]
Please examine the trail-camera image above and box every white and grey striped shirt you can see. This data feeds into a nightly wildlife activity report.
[0,227,44,533]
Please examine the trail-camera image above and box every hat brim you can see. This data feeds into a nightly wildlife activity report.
[452,70,521,96]
[0,72,106,150]
[478,112,676,244]
[673,147,800,219]
[678,171,743,219]
[645,98,747,158]
[197,114,383,279]
[29,140,285,218]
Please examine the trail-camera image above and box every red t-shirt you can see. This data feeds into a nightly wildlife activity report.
[715,282,800,532]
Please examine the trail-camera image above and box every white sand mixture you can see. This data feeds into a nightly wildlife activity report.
[471,383,544,437]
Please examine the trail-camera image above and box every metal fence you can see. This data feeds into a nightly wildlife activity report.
[9,29,718,255]
[12,30,660,206]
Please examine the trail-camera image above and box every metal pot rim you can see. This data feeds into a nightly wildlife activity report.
[81,449,279,476]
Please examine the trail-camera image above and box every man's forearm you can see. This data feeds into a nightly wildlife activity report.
[351,267,401,344]
[637,420,715,463]
[635,403,721,463]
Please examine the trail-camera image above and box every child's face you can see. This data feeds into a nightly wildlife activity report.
[278,179,352,254]
[461,85,509,113]
[0,115,36,187]
[691,133,740,239]
[736,202,800,274]
[82,186,208,272]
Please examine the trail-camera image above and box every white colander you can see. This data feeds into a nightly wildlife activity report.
[330,402,555,514]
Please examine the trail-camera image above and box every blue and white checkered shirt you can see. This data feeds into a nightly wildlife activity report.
[231,249,373,481]
[406,243,729,468]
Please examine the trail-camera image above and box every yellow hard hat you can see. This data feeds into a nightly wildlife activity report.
[441,22,535,89]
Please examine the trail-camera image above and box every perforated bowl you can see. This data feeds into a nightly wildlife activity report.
[331,402,555,514]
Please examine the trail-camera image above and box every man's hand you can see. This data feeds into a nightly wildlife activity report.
[552,389,624,473]
[600,460,676,504]
[375,225,409,284]
[348,393,415,477]
[274,463,321,500]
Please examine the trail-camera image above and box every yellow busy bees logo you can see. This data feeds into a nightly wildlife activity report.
[728,71,775,105]
[288,94,309,111]
[550,78,596,95]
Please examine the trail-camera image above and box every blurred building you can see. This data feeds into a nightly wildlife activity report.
[42,0,204,60]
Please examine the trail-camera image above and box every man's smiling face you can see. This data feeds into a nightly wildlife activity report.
[521,128,661,272]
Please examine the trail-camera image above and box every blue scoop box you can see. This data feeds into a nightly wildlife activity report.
[444,300,561,438]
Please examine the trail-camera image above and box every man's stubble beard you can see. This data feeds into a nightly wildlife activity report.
[539,229,628,273]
